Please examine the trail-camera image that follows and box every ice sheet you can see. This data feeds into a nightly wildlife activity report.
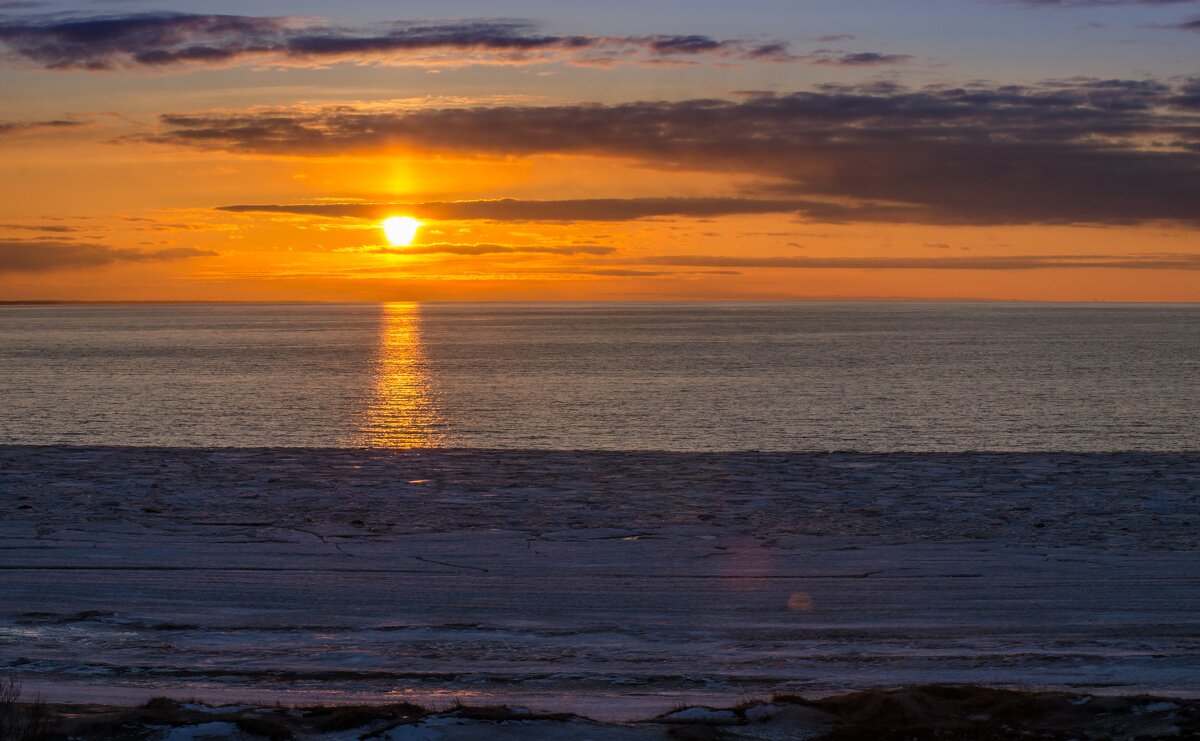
[1,447,1197,720]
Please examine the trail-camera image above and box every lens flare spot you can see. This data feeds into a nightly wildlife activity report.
[787,592,814,612]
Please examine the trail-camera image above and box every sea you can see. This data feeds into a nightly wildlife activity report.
[1,301,1197,451]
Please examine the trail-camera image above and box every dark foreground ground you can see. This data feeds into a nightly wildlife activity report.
[3,685,1197,740]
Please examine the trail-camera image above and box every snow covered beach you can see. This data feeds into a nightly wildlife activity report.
[1,447,1198,721]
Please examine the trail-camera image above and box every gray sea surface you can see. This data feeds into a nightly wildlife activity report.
[1,302,1197,450]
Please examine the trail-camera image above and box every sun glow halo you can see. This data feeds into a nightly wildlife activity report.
[382,216,423,246]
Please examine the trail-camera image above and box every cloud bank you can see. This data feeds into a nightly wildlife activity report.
[219,198,813,223]
[0,118,83,134]
[642,253,1200,270]
[189,79,1200,226]
[351,242,616,256]
[0,13,905,71]
[0,240,217,272]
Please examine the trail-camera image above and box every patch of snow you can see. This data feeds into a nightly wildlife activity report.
[161,722,239,740]
[743,704,781,722]
[1135,701,1179,714]
[378,723,442,741]
[662,707,739,721]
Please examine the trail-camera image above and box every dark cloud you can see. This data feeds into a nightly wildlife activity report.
[545,268,744,277]
[244,265,742,280]
[0,12,815,70]
[566,268,742,277]
[360,242,615,255]
[1169,77,1200,109]
[0,223,79,232]
[808,51,912,66]
[1166,16,1200,30]
[1006,0,1197,7]
[0,240,217,272]
[0,118,83,134]
[642,253,1200,270]
[173,79,1200,226]
[219,198,813,223]
[581,269,674,277]
[0,13,285,70]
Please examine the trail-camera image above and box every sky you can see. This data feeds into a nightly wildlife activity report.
[0,0,1197,301]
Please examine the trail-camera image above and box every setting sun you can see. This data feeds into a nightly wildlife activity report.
[382,216,422,247]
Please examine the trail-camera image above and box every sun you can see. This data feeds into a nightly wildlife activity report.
[382,216,423,246]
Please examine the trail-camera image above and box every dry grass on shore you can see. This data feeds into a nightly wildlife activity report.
[0,676,50,741]
[4,680,1198,740]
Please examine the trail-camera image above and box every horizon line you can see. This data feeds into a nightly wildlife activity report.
[3,298,1199,306]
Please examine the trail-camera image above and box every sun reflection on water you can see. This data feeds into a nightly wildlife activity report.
[358,302,445,448]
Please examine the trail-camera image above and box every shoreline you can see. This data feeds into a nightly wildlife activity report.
[8,685,1199,739]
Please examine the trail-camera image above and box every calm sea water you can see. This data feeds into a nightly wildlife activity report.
[0,302,1196,450]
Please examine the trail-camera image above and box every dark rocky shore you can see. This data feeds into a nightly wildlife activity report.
[5,685,1198,740]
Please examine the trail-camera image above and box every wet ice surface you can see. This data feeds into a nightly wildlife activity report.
[1,447,1198,720]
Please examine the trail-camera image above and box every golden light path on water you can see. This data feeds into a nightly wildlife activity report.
[358,302,446,447]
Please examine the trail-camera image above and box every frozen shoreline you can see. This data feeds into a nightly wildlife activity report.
[1,447,1198,721]
[12,685,1200,740]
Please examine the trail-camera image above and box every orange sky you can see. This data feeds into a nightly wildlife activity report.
[1,3,1197,302]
